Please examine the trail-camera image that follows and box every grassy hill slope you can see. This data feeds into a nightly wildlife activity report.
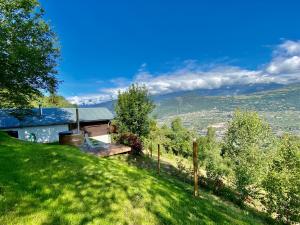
[0,133,273,225]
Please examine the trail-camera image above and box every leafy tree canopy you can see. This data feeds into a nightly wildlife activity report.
[223,110,273,159]
[223,110,275,202]
[114,84,155,138]
[167,117,194,156]
[0,0,60,109]
[262,134,300,224]
[31,94,74,108]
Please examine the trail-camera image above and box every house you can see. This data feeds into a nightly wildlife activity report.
[0,107,114,143]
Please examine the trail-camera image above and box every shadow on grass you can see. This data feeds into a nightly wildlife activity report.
[118,153,278,225]
[0,133,278,225]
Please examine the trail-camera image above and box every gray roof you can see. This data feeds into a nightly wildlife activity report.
[0,107,114,129]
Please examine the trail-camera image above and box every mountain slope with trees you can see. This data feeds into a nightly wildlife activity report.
[152,83,300,118]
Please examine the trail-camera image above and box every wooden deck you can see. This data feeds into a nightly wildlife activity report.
[97,144,131,157]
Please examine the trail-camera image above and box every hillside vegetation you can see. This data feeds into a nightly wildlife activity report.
[0,132,273,225]
[153,83,300,118]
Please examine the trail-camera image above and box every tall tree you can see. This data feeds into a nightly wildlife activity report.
[0,0,60,109]
[223,110,275,202]
[115,84,155,138]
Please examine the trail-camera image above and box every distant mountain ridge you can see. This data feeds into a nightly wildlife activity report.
[153,83,300,118]
[151,83,284,101]
[86,83,298,117]
[85,83,300,137]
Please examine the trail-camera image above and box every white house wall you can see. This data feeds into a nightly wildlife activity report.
[3,124,69,143]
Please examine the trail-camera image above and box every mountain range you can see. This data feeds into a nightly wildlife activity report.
[86,83,299,116]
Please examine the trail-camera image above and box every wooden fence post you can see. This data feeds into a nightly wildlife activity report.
[193,140,199,197]
[157,143,160,174]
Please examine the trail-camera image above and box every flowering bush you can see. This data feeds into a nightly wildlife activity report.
[119,133,143,155]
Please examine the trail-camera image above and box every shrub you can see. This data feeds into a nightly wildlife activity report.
[167,118,194,157]
[198,127,231,193]
[262,135,300,224]
[175,158,193,183]
[205,153,231,192]
[158,124,173,153]
[142,119,165,155]
[119,133,143,155]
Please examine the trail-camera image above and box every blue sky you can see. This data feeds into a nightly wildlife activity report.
[40,0,300,104]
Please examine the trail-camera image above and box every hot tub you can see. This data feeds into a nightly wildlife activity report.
[59,131,84,146]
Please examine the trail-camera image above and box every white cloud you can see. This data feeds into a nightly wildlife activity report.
[266,56,300,74]
[68,40,300,105]
[68,94,113,105]
[266,40,300,74]
[134,66,266,95]
[278,40,300,56]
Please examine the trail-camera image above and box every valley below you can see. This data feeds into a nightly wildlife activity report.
[158,110,300,139]
[153,83,300,138]
[94,83,300,138]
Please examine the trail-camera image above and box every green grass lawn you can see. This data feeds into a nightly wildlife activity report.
[0,132,274,225]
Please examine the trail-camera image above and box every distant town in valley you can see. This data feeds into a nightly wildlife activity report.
[155,84,300,138]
